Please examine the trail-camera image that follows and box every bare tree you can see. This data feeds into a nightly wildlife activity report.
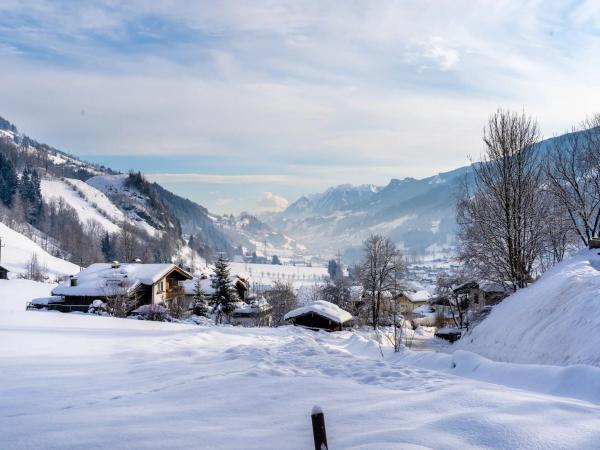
[25,252,45,282]
[167,286,190,320]
[434,272,470,330]
[104,283,139,318]
[389,254,406,351]
[546,115,600,247]
[266,280,298,326]
[457,109,547,290]
[359,234,399,329]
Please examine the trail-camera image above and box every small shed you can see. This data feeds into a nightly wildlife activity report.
[230,297,272,327]
[0,265,8,280]
[284,300,353,331]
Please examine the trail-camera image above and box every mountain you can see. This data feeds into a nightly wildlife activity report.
[0,116,300,264]
[264,130,574,262]
[265,169,469,262]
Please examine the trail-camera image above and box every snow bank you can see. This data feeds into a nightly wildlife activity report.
[456,249,600,367]
[0,222,78,278]
[397,349,600,405]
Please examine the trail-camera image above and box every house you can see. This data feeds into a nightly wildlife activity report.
[452,280,510,310]
[397,290,430,314]
[230,296,272,327]
[51,261,192,312]
[0,265,8,280]
[284,300,353,331]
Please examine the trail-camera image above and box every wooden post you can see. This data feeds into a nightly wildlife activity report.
[311,405,328,450]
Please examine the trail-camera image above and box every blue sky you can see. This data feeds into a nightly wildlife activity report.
[1,1,600,214]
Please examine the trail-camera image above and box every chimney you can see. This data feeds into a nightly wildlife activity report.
[70,276,78,287]
[111,261,120,269]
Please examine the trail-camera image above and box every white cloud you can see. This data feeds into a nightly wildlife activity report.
[256,192,289,212]
[215,197,234,207]
[2,0,600,206]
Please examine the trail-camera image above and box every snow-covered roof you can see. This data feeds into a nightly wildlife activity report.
[284,300,352,324]
[52,263,191,297]
[232,297,271,315]
[402,290,431,303]
[31,296,64,305]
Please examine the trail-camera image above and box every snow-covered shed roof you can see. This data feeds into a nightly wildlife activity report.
[232,297,271,315]
[402,290,431,303]
[284,300,353,324]
[52,263,191,297]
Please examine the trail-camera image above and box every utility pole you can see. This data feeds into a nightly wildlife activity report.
[0,236,4,265]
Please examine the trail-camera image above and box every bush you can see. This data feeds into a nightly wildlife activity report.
[133,304,170,322]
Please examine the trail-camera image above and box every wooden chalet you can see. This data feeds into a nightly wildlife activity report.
[284,300,353,331]
[51,261,192,312]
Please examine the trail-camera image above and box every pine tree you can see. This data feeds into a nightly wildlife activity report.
[0,153,17,207]
[19,167,44,226]
[101,232,113,261]
[192,278,209,317]
[211,254,237,322]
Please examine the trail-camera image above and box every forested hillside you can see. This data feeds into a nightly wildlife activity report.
[0,116,293,269]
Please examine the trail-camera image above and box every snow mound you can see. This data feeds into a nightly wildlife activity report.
[457,249,600,367]
[284,300,352,324]
[0,222,78,279]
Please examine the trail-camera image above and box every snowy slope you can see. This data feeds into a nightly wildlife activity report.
[40,178,123,233]
[2,288,600,449]
[457,249,600,367]
[87,174,162,236]
[0,222,78,279]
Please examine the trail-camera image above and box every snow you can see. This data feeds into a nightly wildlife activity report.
[403,289,431,302]
[41,178,122,233]
[284,300,353,324]
[229,261,328,286]
[457,249,600,367]
[31,296,64,305]
[2,277,600,448]
[0,221,78,279]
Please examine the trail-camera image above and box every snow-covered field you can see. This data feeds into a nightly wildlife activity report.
[2,279,600,449]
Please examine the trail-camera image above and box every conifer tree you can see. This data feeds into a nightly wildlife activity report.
[101,232,114,261]
[211,254,237,322]
[19,167,44,225]
[192,278,209,317]
[0,153,17,207]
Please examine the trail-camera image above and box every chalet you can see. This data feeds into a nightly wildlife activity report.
[0,265,8,280]
[452,280,510,310]
[51,261,192,312]
[397,290,430,314]
[284,300,353,331]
